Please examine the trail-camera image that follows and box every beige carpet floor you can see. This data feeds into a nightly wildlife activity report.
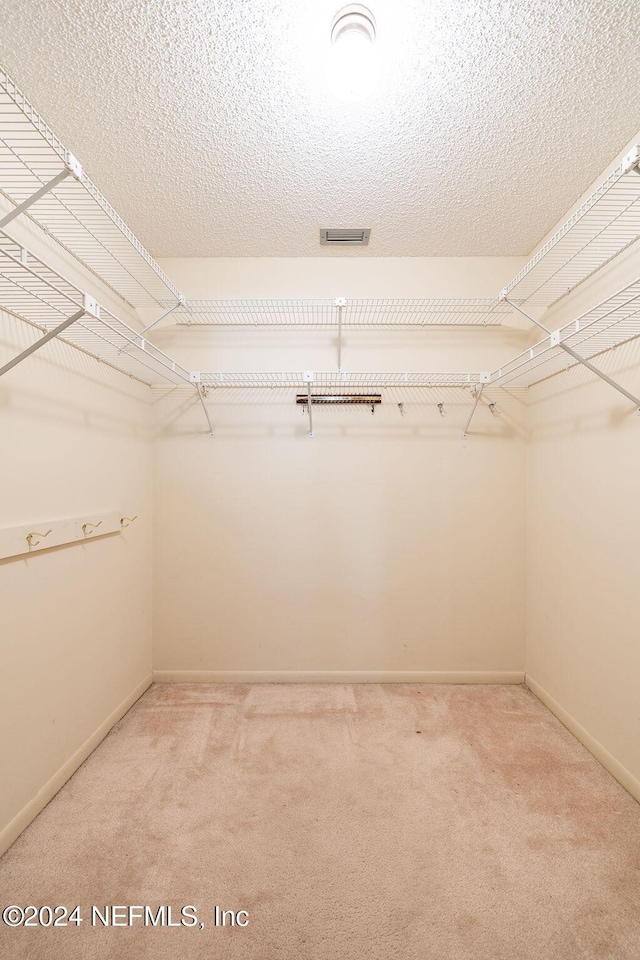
[1,683,639,959]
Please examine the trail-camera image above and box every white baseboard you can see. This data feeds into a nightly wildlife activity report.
[153,669,524,684]
[0,673,152,858]
[525,674,640,806]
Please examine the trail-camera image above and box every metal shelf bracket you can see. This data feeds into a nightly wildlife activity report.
[0,151,82,231]
[504,297,640,410]
[0,306,86,378]
[195,382,214,438]
[621,145,640,175]
[463,384,485,438]
[137,296,186,340]
[335,297,347,370]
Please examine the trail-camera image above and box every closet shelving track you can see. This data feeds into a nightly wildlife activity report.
[1,61,640,425]
[493,273,640,391]
[0,67,181,309]
[498,145,640,309]
[198,372,485,388]
[171,298,510,326]
[0,230,189,385]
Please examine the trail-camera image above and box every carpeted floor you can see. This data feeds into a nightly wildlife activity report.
[1,683,639,959]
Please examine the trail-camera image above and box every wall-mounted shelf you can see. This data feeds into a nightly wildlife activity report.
[0,68,181,308]
[2,65,640,432]
[190,372,491,438]
[196,371,487,389]
[0,230,190,385]
[494,275,640,389]
[171,298,509,327]
[499,146,640,309]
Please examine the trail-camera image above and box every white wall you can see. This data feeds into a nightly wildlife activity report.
[526,337,640,798]
[523,238,640,798]
[151,256,528,680]
[157,255,529,304]
[0,301,154,854]
[523,130,640,801]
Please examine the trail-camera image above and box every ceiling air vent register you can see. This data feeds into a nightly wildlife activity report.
[320,228,371,246]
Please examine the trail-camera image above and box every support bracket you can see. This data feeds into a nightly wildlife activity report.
[0,306,86,378]
[0,152,82,230]
[621,145,640,176]
[307,382,314,437]
[504,297,640,410]
[463,384,484,438]
[195,382,214,438]
[303,371,315,436]
[137,293,186,340]
[335,297,347,371]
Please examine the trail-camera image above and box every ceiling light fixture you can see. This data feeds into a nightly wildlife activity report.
[327,5,379,104]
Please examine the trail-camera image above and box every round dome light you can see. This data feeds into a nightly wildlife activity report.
[327,5,379,104]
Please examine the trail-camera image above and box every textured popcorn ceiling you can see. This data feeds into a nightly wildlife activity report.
[1,0,640,258]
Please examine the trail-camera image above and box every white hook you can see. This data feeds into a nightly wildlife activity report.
[398,402,405,417]
[26,529,52,547]
[437,402,446,416]
[82,520,103,536]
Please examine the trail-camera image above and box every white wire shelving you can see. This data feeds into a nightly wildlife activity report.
[0,67,181,308]
[193,372,490,438]
[172,298,509,326]
[197,371,485,388]
[499,146,640,309]
[493,275,640,390]
[1,64,640,426]
[0,230,189,386]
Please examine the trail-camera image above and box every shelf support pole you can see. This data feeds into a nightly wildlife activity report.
[504,297,640,409]
[307,382,314,437]
[335,297,346,372]
[0,169,73,230]
[463,384,484,437]
[0,308,85,378]
[196,384,214,439]
[138,299,184,339]
[118,301,184,356]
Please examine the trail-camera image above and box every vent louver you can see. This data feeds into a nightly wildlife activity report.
[320,228,371,246]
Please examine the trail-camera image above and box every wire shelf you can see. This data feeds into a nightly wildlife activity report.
[492,276,640,389]
[0,67,181,308]
[172,298,508,326]
[198,371,484,388]
[499,148,640,308]
[0,230,190,385]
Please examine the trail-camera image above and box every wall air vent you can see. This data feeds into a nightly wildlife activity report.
[320,228,371,246]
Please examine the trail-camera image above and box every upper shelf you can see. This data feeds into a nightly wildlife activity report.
[499,146,640,309]
[0,230,189,385]
[172,297,510,326]
[198,371,485,388]
[0,67,181,308]
[492,274,640,389]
